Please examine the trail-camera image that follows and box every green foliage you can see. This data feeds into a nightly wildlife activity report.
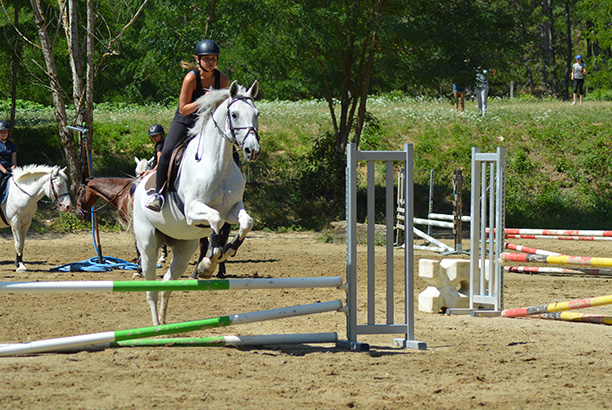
[7,97,612,233]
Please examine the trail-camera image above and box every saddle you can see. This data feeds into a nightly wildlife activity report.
[144,139,189,193]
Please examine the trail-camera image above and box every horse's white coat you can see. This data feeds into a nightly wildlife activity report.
[132,81,260,325]
[0,165,72,272]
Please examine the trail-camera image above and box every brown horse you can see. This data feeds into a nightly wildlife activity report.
[75,177,228,277]
[75,177,135,223]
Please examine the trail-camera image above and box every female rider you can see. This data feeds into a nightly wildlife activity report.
[0,121,17,175]
[146,39,229,211]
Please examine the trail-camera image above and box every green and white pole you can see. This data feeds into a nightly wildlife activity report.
[90,333,338,349]
[0,277,344,293]
[0,300,342,356]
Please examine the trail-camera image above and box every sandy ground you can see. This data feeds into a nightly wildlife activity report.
[0,228,611,409]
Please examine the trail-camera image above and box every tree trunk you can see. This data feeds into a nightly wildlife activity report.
[513,0,535,92]
[30,0,81,186]
[563,0,572,100]
[9,0,19,131]
[541,0,558,96]
[205,0,217,37]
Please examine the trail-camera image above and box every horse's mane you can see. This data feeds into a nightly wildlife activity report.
[12,164,63,183]
[188,85,248,138]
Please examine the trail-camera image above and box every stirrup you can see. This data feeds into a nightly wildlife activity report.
[146,193,164,212]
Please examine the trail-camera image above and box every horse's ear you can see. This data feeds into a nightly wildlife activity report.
[247,80,259,99]
[229,81,239,98]
[134,157,139,164]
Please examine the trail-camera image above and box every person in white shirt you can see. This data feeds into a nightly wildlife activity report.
[571,55,587,106]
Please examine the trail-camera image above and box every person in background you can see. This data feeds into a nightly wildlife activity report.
[453,83,466,115]
[0,121,17,174]
[146,39,230,212]
[139,124,165,177]
[475,68,496,116]
[571,55,587,106]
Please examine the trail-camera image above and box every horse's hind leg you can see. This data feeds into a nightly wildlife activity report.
[159,239,198,324]
[158,243,168,264]
[137,232,163,325]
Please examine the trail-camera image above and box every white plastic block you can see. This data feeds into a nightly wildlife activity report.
[418,259,470,313]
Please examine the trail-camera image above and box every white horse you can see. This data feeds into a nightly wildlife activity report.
[133,80,260,325]
[0,165,72,272]
[134,156,154,176]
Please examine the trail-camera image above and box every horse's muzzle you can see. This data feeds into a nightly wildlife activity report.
[59,203,72,213]
[243,146,260,162]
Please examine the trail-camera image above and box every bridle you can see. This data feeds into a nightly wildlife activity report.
[77,179,133,215]
[212,97,259,148]
[12,172,70,206]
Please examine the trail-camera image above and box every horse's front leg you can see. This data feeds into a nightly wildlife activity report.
[220,202,253,261]
[189,223,230,279]
[11,223,28,273]
[185,201,223,279]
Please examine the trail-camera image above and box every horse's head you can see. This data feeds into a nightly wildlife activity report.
[47,167,72,212]
[224,80,261,162]
[75,182,90,219]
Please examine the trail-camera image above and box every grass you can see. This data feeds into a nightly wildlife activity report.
[3,96,612,232]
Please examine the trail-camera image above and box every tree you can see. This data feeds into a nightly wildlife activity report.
[1,0,148,185]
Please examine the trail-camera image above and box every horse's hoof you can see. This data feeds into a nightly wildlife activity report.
[16,264,26,273]
[132,271,143,279]
[196,259,215,279]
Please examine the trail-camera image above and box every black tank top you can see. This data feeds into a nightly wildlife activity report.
[173,69,221,127]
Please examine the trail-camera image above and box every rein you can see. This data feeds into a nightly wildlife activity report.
[78,180,133,214]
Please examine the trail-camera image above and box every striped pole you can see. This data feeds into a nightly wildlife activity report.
[501,295,612,318]
[0,300,342,356]
[505,233,612,241]
[501,252,612,268]
[504,243,561,256]
[505,266,612,277]
[0,277,344,293]
[504,228,612,237]
[534,312,612,325]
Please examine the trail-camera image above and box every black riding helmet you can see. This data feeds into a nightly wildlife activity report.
[195,39,220,56]
[148,124,165,136]
[0,121,10,131]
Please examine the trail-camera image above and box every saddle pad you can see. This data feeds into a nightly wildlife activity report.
[0,173,11,205]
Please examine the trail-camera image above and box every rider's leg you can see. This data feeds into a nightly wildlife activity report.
[146,121,189,211]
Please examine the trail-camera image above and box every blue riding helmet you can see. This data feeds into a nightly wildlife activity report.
[0,121,9,131]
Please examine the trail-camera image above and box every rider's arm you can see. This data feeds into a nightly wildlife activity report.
[178,72,200,117]
[11,152,16,169]
[219,72,230,89]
